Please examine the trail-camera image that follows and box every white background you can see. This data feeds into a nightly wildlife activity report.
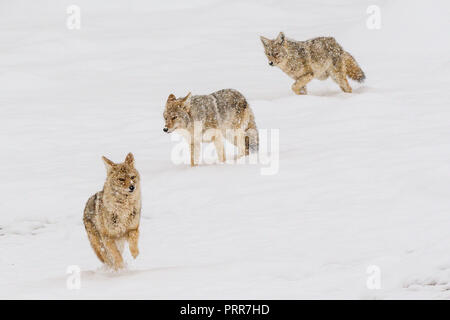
[0,0,449,298]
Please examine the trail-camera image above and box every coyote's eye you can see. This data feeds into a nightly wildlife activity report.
[118,178,125,182]
[171,116,177,120]
[130,176,136,180]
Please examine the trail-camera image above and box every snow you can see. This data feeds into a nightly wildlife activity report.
[1,0,450,299]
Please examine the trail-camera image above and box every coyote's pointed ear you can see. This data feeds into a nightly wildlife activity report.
[276,32,285,45]
[167,94,176,103]
[180,92,192,112]
[102,156,115,171]
[260,36,270,47]
[181,92,191,103]
[125,152,134,167]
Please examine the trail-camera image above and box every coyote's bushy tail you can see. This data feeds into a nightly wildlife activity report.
[344,52,365,82]
[245,122,259,155]
[243,105,259,155]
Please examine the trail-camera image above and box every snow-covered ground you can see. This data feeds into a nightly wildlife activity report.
[1,0,449,299]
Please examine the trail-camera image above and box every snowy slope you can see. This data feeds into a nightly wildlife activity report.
[0,0,449,299]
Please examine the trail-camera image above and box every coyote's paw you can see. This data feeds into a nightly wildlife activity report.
[292,86,307,95]
[110,260,125,271]
[341,87,352,93]
[130,247,139,259]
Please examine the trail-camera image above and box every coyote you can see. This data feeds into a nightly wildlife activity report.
[260,32,365,94]
[83,153,141,270]
[163,89,258,166]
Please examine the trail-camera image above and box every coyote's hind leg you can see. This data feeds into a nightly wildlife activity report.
[212,135,226,163]
[333,72,352,93]
[84,219,107,263]
[331,62,352,93]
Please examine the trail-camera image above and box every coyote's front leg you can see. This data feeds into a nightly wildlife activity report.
[292,73,314,95]
[190,136,201,167]
[128,229,139,259]
[190,141,196,166]
[104,238,124,270]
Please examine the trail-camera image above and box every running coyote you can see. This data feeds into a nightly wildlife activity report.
[163,89,259,166]
[83,153,141,270]
[260,32,365,94]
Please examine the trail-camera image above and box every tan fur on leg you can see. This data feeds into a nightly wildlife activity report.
[104,238,124,270]
[292,73,313,95]
[330,61,353,93]
[85,220,106,263]
[225,129,246,159]
[190,139,201,167]
[190,141,195,167]
[237,131,246,158]
[333,71,352,93]
[128,229,139,259]
[212,136,226,163]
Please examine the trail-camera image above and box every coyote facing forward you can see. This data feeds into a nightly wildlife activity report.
[83,153,141,270]
[260,32,365,94]
[163,89,258,166]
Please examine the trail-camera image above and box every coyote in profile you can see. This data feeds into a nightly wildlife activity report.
[260,32,365,94]
[83,153,141,270]
[163,89,258,166]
